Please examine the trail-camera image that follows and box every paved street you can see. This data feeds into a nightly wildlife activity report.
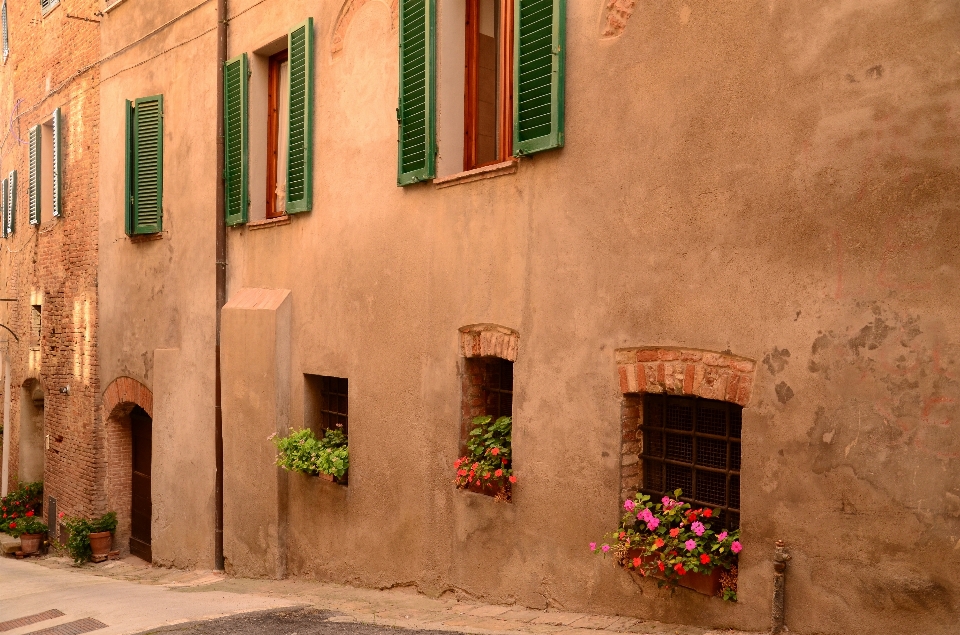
[0,556,756,635]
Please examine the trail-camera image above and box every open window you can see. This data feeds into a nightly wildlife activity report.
[398,0,565,184]
[28,109,62,226]
[463,0,513,170]
[224,20,313,226]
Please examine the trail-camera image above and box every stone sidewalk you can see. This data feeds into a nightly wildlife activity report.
[9,555,759,635]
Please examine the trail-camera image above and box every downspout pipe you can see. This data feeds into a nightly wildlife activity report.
[214,0,227,571]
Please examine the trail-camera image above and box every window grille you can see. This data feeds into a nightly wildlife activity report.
[40,0,59,13]
[640,394,742,529]
[484,357,513,420]
[316,376,348,433]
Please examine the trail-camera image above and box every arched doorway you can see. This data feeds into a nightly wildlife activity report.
[103,376,154,562]
[18,379,45,483]
[129,406,152,561]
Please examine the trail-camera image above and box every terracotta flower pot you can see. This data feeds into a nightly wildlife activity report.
[20,533,43,555]
[89,531,113,558]
[466,479,511,500]
[625,549,725,597]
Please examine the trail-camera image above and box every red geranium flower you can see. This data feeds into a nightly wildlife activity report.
[654,538,665,549]
[700,554,711,564]
[632,557,641,568]
[508,475,517,483]
[657,561,665,572]
[702,508,712,518]
[674,563,686,575]
[669,528,680,538]
[8,522,14,529]
[494,469,503,477]
[490,447,500,456]
[26,511,34,517]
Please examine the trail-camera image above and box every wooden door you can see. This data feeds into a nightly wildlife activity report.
[130,406,152,561]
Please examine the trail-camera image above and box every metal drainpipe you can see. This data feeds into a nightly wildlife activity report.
[771,540,791,634]
[214,0,227,571]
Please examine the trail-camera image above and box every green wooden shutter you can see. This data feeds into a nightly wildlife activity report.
[286,19,313,214]
[124,99,133,235]
[513,0,564,155]
[7,170,16,236]
[224,53,249,225]
[52,107,62,217]
[28,125,39,225]
[397,0,435,185]
[132,95,163,234]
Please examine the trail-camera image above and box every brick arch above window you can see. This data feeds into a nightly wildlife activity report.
[615,347,757,407]
[459,323,519,362]
[102,376,153,420]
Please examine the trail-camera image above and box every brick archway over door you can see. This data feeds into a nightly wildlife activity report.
[615,347,757,503]
[102,376,154,558]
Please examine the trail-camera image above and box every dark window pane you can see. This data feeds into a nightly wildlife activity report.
[730,408,742,439]
[643,429,663,458]
[697,405,726,436]
[696,437,727,469]
[729,474,740,510]
[665,399,693,431]
[643,459,663,491]
[695,470,726,506]
[730,442,741,471]
[665,463,692,494]
[665,433,692,463]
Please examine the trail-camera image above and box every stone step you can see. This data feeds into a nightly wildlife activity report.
[0,532,21,554]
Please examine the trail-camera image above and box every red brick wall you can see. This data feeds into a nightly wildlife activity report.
[0,0,102,529]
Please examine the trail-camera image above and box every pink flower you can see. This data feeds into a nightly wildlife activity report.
[691,521,705,536]
[661,496,672,506]
[717,531,728,542]
[731,540,742,554]
[623,499,636,512]
[601,544,610,553]
[589,542,597,551]
[684,539,697,551]
[646,517,660,531]
[637,508,654,523]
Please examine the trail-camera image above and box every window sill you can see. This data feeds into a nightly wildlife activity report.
[434,159,518,189]
[247,215,290,231]
[129,231,164,243]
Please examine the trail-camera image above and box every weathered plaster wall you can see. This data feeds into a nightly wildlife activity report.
[97,0,219,568]
[98,0,960,632]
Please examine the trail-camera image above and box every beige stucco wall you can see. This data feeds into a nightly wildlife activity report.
[99,0,960,633]
[98,0,219,569]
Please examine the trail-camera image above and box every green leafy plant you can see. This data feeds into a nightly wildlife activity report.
[10,510,47,536]
[63,512,118,564]
[272,428,349,480]
[592,489,741,601]
[2,481,43,538]
[454,415,515,499]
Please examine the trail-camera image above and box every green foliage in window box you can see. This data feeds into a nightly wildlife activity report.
[272,428,349,480]
[454,415,515,498]
[2,481,43,537]
[63,512,117,564]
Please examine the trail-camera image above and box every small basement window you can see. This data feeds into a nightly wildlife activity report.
[304,374,348,437]
[639,394,741,529]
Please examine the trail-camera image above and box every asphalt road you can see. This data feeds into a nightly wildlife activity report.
[139,608,469,635]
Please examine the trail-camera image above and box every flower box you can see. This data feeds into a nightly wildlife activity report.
[626,549,723,597]
[466,479,510,499]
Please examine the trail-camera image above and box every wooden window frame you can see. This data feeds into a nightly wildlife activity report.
[266,49,288,219]
[463,0,514,171]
